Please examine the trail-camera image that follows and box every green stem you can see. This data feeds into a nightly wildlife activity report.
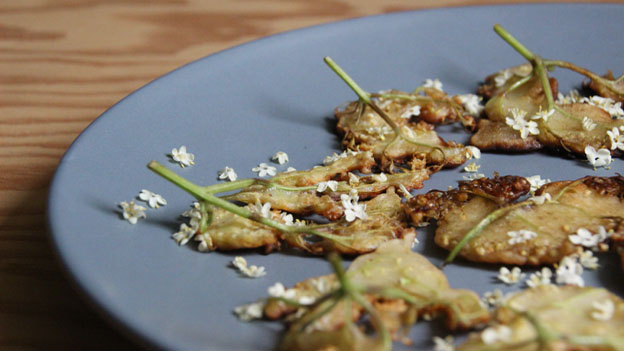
[534,58,555,110]
[324,56,371,104]
[444,201,529,266]
[493,24,535,62]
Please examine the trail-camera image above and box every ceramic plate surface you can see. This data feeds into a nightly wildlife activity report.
[48,4,624,350]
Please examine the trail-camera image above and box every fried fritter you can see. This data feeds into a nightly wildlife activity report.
[407,175,624,265]
[264,237,489,351]
[458,285,624,351]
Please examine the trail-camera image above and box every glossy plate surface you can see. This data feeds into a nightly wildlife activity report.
[48,4,624,350]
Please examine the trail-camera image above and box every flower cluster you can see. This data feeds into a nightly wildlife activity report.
[507,229,537,245]
[170,145,195,167]
[505,108,539,139]
[584,145,612,169]
[231,256,266,278]
[340,189,367,222]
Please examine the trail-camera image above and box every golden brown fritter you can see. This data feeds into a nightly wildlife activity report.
[407,175,624,265]
[589,71,624,103]
[458,285,624,351]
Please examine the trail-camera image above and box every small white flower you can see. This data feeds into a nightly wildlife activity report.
[234,301,265,321]
[507,230,537,245]
[581,96,624,118]
[463,162,480,173]
[531,108,554,121]
[423,78,443,91]
[251,201,272,219]
[526,175,550,193]
[271,151,289,165]
[457,94,483,116]
[323,150,356,165]
[557,90,581,104]
[400,105,421,119]
[267,282,298,300]
[591,299,615,321]
[607,126,624,151]
[465,146,481,159]
[494,69,513,87]
[526,267,553,288]
[172,223,196,246]
[218,166,238,181]
[195,233,212,252]
[311,278,331,294]
[252,163,277,177]
[433,335,455,351]
[277,211,294,226]
[481,325,512,345]
[569,228,600,247]
[348,172,359,185]
[372,173,387,182]
[582,116,597,131]
[231,256,266,278]
[340,189,367,222]
[556,256,584,287]
[171,145,195,167]
[138,189,167,208]
[505,108,539,139]
[497,267,525,285]
[482,289,505,308]
[578,250,599,270]
[119,201,147,224]
[463,173,485,181]
[529,193,551,205]
[316,180,338,193]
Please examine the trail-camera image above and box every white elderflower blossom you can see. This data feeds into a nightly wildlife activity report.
[172,223,196,246]
[400,105,421,119]
[252,163,277,177]
[433,335,455,351]
[277,211,294,226]
[526,175,550,193]
[556,89,581,104]
[119,201,147,224]
[348,172,359,185]
[423,78,443,91]
[340,189,367,222]
[530,108,554,121]
[505,108,539,139]
[271,151,289,165]
[463,162,480,173]
[584,145,612,168]
[581,96,624,118]
[251,201,272,219]
[218,166,238,181]
[529,193,551,205]
[231,256,266,278]
[497,267,525,285]
[481,325,512,345]
[591,299,615,321]
[507,230,537,245]
[465,146,481,159]
[316,180,338,193]
[170,145,195,167]
[577,250,599,270]
[138,189,167,208]
[569,226,610,249]
[494,69,513,87]
[582,116,597,131]
[267,282,313,305]
[234,301,265,321]
[457,94,483,116]
[482,289,505,308]
[195,233,212,252]
[607,126,624,151]
[556,256,584,287]
[526,267,553,288]
[285,167,296,172]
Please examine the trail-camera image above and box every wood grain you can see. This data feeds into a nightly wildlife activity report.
[0,0,621,349]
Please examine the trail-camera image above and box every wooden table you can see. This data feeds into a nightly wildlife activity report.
[1,0,620,349]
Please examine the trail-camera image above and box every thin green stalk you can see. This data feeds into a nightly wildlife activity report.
[324,56,371,104]
[493,24,535,62]
[534,58,555,110]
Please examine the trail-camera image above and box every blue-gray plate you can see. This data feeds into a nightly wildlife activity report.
[48,4,624,350]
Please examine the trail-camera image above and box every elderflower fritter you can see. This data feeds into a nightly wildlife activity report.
[119,201,147,224]
[497,267,525,285]
[582,116,597,131]
[316,180,338,193]
[271,151,289,165]
[252,163,277,177]
[507,230,537,245]
[138,189,167,208]
[432,335,455,351]
[607,126,624,151]
[591,299,615,321]
[170,145,195,167]
[463,162,480,173]
[457,94,483,116]
[218,166,238,181]
[584,145,612,169]
[423,78,443,91]
[400,105,421,119]
[526,267,553,288]
[340,189,367,222]
[555,256,584,287]
[481,325,512,345]
[231,256,266,278]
